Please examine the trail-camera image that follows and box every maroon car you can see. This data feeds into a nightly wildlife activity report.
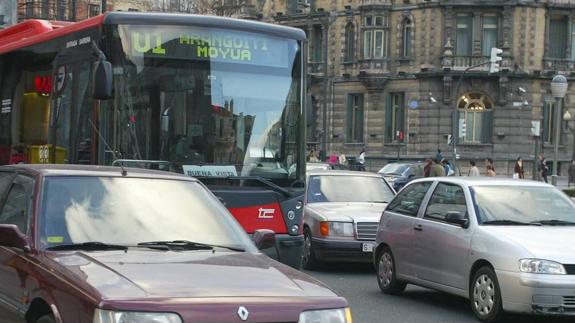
[0,165,351,323]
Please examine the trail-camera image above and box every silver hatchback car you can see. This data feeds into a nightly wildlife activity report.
[374,178,575,322]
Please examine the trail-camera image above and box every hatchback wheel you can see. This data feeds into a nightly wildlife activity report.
[471,267,504,323]
[302,228,320,270]
[376,247,406,295]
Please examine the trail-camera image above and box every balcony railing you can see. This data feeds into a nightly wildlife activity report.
[543,58,575,73]
[451,56,490,71]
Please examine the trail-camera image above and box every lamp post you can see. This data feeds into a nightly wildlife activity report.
[563,110,575,161]
[550,75,568,186]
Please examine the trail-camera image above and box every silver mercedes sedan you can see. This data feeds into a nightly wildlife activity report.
[302,170,395,269]
[374,178,575,322]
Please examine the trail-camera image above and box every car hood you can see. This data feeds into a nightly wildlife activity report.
[306,202,387,222]
[482,226,575,263]
[46,250,337,300]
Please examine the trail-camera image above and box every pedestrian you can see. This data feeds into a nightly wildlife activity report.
[308,149,319,162]
[423,158,433,177]
[569,160,575,187]
[435,149,443,164]
[328,153,338,166]
[468,160,480,176]
[513,157,525,179]
[539,155,549,183]
[430,159,446,177]
[357,149,366,171]
[338,152,347,167]
[485,158,496,177]
[442,159,455,176]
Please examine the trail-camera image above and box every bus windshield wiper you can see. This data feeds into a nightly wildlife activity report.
[530,219,575,226]
[196,175,293,197]
[137,240,245,252]
[46,242,128,251]
[481,220,539,226]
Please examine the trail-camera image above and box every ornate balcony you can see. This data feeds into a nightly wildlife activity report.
[543,58,575,74]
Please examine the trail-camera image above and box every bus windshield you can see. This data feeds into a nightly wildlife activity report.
[108,24,302,187]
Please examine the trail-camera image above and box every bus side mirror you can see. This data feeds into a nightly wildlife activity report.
[93,60,112,100]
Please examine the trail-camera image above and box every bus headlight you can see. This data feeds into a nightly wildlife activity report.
[94,309,182,323]
[299,308,352,323]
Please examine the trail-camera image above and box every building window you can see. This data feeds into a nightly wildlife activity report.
[344,23,355,62]
[88,4,100,17]
[549,16,569,59]
[457,93,493,143]
[456,15,473,56]
[56,0,67,20]
[41,0,50,19]
[347,94,364,143]
[481,15,499,56]
[385,93,405,143]
[402,18,413,57]
[543,100,562,144]
[362,15,388,59]
[312,25,323,62]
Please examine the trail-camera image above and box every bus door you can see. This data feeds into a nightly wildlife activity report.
[49,58,97,165]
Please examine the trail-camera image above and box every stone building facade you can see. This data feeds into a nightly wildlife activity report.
[16,0,151,22]
[251,0,575,176]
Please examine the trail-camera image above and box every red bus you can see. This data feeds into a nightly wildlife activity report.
[0,12,307,268]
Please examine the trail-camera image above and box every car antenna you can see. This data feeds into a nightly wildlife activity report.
[88,118,128,176]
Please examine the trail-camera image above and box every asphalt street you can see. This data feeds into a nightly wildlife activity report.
[304,263,573,323]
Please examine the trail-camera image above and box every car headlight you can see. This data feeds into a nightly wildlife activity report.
[299,308,352,323]
[94,309,182,323]
[519,259,566,275]
[320,222,354,237]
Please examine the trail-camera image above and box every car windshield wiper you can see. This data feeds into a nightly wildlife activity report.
[137,240,245,252]
[46,242,128,251]
[529,219,575,226]
[368,200,389,203]
[481,220,539,226]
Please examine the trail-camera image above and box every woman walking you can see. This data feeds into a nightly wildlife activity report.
[513,157,525,179]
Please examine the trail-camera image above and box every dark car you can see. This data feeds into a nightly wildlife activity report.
[378,163,424,191]
[0,164,351,323]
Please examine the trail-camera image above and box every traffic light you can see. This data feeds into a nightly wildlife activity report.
[489,47,503,73]
[447,134,453,145]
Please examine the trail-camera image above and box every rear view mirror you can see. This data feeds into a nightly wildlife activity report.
[93,60,113,100]
[253,229,276,250]
[0,224,29,250]
[445,211,469,228]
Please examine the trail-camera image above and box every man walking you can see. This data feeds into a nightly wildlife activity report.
[429,159,445,177]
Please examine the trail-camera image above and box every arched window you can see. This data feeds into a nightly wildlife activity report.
[345,23,355,62]
[402,18,413,57]
[457,92,494,143]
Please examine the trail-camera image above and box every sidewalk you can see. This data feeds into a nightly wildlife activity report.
[494,174,572,190]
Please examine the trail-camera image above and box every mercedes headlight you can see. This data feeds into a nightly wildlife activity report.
[519,259,566,275]
[320,222,354,237]
[299,308,352,323]
[94,309,182,323]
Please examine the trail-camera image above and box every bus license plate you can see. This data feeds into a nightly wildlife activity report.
[362,243,375,252]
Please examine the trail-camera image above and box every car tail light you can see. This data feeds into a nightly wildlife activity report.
[320,222,329,236]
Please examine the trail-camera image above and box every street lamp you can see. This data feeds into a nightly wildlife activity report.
[563,110,575,161]
[550,74,568,186]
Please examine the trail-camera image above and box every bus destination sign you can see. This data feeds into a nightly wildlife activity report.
[123,25,292,68]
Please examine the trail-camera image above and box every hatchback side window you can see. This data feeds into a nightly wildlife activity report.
[424,183,467,223]
[0,175,34,234]
[0,172,15,199]
[387,182,432,216]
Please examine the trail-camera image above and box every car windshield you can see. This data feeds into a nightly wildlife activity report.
[379,164,409,175]
[38,177,255,250]
[307,175,395,203]
[472,185,575,224]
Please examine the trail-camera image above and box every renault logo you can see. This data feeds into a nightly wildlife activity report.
[237,306,249,321]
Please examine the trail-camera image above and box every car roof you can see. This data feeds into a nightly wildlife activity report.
[307,169,383,177]
[0,164,195,181]
[409,176,554,188]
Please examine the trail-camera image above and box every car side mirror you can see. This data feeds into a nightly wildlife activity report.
[0,224,29,250]
[92,60,113,100]
[253,229,276,250]
[445,211,469,228]
[408,174,415,179]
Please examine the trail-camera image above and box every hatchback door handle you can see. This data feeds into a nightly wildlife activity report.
[414,224,423,232]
